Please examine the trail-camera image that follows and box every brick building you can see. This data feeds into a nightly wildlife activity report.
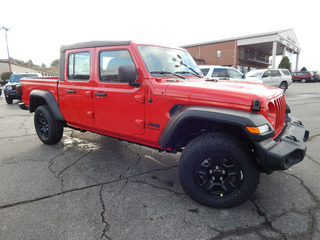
[182,29,300,73]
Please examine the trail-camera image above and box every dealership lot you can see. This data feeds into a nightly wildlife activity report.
[0,83,320,240]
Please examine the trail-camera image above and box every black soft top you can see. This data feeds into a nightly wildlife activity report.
[60,41,131,52]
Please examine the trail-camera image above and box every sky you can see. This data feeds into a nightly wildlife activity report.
[0,0,319,71]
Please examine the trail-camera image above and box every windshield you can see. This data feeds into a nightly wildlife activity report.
[9,74,38,83]
[137,45,202,77]
[246,70,264,77]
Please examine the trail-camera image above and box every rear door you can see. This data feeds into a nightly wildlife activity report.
[271,70,281,87]
[59,49,94,127]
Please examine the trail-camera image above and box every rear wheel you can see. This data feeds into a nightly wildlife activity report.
[178,133,260,208]
[301,78,306,83]
[34,105,63,144]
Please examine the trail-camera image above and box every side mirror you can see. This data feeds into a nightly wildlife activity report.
[6,79,9,82]
[242,74,246,79]
[119,65,138,82]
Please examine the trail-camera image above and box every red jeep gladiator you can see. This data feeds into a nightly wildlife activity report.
[19,41,309,208]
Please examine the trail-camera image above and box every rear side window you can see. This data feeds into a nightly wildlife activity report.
[99,50,136,82]
[271,70,281,77]
[68,52,91,81]
[280,69,291,76]
[212,68,227,77]
[226,69,242,79]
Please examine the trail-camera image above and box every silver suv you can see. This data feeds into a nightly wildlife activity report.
[246,69,292,92]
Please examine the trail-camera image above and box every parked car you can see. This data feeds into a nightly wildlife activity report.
[198,65,262,83]
[3,73,39,104]
[246,69,292,92]
[312,71,320,81]
[291,71,314,83]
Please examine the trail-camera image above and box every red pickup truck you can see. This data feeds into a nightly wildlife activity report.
[19,41,309,208]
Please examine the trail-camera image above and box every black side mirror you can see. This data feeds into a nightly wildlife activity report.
[119,65,137,82]
[242,74,246,79]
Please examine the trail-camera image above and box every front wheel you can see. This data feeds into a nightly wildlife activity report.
[5,97,13,104]
[178,133,260,208]
[34,105,63,144]
[279,82,287,92]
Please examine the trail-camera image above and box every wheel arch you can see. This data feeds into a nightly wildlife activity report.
[158,105,274,151]
[29,89,64,121]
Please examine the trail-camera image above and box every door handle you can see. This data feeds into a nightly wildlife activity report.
[94,92,107,97]
[66,90,76,93]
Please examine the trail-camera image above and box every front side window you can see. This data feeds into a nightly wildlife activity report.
[99,50,135,82]
[68,52,90,81]
[262,70,271,78]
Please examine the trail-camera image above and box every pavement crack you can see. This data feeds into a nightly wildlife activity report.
[57,150,92,177]
[280,171,320,239]
[0,165,178,210]
[308,133,320,142]
[99,185,112,240]
[48,151,68,192]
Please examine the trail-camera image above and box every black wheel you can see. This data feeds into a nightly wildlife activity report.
[279,82,287,92]
[178,133,260,208]
[5,97,13,104]
[34,105,63,144]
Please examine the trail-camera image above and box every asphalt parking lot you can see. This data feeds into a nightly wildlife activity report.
[0,82,320,240]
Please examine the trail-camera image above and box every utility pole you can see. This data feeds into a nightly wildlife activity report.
[2,27,12,72]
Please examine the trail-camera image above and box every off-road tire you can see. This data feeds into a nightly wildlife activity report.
[34,105,63,144]
[178,133,260,208]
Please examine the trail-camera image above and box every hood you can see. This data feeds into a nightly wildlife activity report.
[164,79,282,108]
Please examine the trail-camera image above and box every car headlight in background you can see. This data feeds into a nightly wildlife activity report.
[6,86,12,90]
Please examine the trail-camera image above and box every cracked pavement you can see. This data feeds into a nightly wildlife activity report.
[0,83,320,240]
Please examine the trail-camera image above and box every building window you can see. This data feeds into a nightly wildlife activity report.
[216,50,221,58]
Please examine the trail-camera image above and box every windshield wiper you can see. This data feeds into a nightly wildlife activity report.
[173,55,202,78]
[175,71,202,78]
[150,71,185,79]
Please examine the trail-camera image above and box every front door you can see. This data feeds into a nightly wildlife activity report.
[92,47,145,139]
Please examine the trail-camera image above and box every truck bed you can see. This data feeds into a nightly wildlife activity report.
[20,77,59,108]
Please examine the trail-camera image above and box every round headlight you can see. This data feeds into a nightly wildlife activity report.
[7,86,12,90]
[267,102,276,125]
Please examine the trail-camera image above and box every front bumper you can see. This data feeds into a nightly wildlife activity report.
[4,90,21,100]
[254,115,309,173]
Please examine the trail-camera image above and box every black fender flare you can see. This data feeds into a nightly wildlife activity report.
[29,89,64,121]
[158,105,274,149]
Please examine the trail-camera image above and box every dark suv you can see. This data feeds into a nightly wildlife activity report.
[3,73,39,104]
[291,71,314,83]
